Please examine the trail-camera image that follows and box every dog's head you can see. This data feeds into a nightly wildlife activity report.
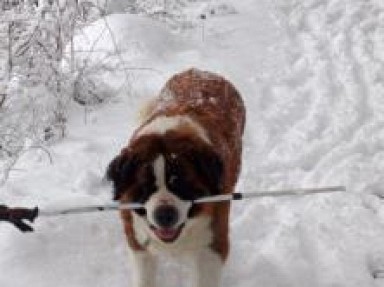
[107,132,223,243]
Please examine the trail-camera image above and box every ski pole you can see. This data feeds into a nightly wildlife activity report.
[35,185,346,218]
[193,185,347,203]
[38,202,144,217]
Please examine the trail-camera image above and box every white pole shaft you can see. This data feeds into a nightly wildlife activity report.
[39,202,143,217]
[38,186,346,217]
[194,186,346,203]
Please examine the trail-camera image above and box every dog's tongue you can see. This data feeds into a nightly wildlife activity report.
[154,228,179,242]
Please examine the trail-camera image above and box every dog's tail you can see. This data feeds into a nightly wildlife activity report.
[137,97,158,123]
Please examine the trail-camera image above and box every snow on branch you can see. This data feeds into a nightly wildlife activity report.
[0,0,118,182]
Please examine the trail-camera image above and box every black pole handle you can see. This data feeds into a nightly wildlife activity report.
[0,205,39,232]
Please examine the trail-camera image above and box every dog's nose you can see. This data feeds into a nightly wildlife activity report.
[153,205,179,228]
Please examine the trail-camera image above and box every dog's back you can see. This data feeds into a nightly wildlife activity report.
[137,68,246,194]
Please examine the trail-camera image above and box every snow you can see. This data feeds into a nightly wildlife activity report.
[1,0,384,286]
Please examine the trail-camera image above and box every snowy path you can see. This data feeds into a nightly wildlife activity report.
[1,0,384,286]
[263,0,384,194]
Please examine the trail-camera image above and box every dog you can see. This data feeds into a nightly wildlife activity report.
[107,68,245,287]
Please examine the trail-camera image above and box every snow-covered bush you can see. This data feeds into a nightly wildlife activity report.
[0,0,227,181]
[0,0,115,182]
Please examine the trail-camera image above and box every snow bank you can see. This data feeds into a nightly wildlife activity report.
[72,13,189,66]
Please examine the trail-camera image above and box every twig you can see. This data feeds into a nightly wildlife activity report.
[29,145,54,165]
[0,93,6,107]
[100,15,133,97]
[373,270,384,279]
[0,144,53,185]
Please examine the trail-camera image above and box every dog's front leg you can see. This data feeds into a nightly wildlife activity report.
[131,251,157,287]
[191,248,223,287]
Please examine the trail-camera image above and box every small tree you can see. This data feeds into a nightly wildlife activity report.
[0,0,108,182]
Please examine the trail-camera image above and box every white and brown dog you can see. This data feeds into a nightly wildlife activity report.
[107,68,245,287]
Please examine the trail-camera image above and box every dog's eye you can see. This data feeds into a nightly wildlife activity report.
[167,176,186,196]
[168,175,178,185]
[177,188,196,201]
[134,207,146,217]
[167,177,204,201]
[133,184,157,204]
[179,187,207,201]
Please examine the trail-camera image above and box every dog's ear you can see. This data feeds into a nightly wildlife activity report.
[106,153,138,200]
[190,148,223,195]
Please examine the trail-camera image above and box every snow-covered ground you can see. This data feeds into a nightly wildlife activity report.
[1,0,384,286]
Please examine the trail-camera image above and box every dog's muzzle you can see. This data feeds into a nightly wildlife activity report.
[149,204,185,243]
[145,192,192,243]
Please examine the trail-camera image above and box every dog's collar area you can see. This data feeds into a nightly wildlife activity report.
[134,207,147,216]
